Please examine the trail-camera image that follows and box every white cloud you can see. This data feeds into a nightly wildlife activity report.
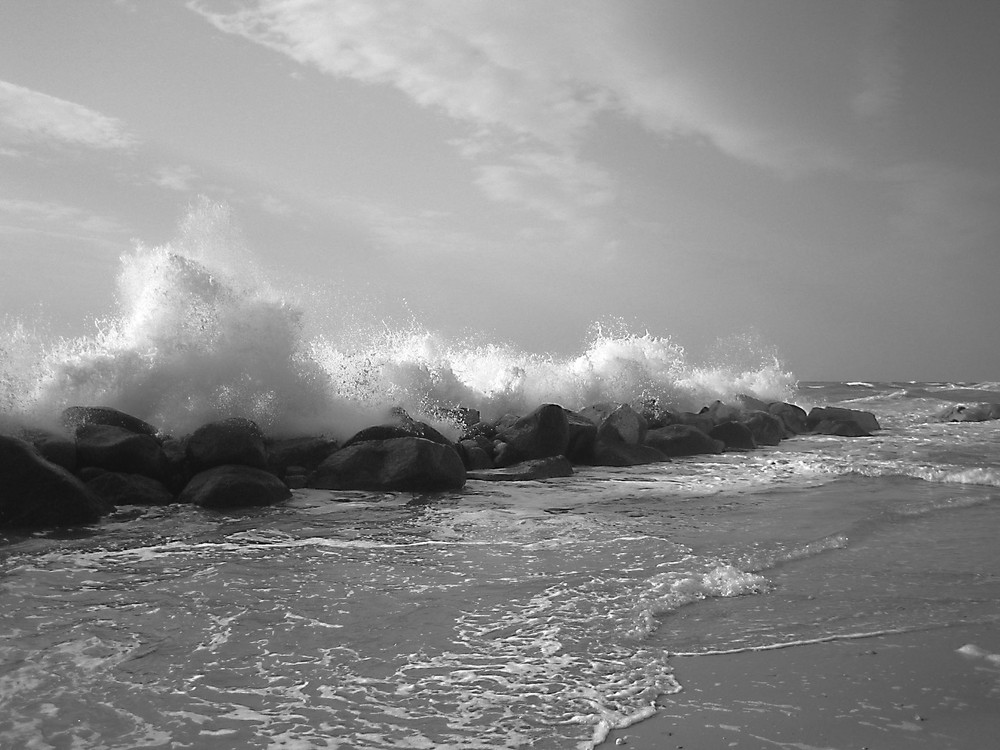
[0,80,137,151]
[152,164,200,191]
[0,197,128,238]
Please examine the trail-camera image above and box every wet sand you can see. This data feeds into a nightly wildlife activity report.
[599,622,1000,750]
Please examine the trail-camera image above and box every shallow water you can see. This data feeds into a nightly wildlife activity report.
[3,383,999,749]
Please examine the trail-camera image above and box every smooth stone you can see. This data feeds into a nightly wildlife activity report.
[644,424,724,456]
[709,421,757,451]
[76,424,167,480]
[186,417,267,472]
[0,435,108,528]
[309,437,466,492]
[179,465,291,508]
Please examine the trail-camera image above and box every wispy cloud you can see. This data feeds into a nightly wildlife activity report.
[189,1,900,219]
[152,164,200,191]
[0,80,138,151]
[0,197,129,239]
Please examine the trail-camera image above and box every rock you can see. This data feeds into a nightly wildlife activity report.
[496,403,570,465]
[266,436,339,477]
[644,424,724,456]
[578,402,618,427]
[735,394,772,413]
[309,437,466,492]
[61,406,159,438]
[565,410,598,464]
[812,418,871,437]
[457,439,494,470]
[937,403,1000,422]
[595,404,648,445]
[675,411,716,434]
[591,442,668,466]
[709,421,757,450]
[742,411,785,446]
[806,407,880,433]
[20,427,76,471]
[179,465,291,509]
[467,456,574,481]
[76,424,167,480]
[639,402,679,429]
[343,407,453,449]
[84,471,174,506]
[768,402,808,434]
[0,435,108,528]
[701,400,743,425]
[186,417,267,472]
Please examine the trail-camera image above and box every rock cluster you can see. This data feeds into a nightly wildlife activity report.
[1,397,883,530]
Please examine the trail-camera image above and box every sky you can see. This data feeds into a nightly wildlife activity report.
[1,0,999,382]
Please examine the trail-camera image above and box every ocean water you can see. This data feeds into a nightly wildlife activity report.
[2,205,999,748]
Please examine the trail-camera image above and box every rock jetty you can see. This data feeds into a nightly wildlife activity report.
[2,398,885,530]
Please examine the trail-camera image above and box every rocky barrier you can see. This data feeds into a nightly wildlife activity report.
[0,397,891,530]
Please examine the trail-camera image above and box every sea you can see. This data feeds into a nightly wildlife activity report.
[2,205,999,749]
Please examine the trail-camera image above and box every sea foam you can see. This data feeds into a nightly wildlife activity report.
[1,201,795,438]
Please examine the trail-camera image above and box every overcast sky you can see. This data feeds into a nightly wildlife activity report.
[2,0,998,381]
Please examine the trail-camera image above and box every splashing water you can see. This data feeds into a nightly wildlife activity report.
[1,201,795,438]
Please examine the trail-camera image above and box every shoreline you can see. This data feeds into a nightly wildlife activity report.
[597,621,1000,749]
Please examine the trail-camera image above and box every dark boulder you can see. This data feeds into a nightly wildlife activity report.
[595,404,647,445]
[309,437,466,492]
[806,407,880,433]
[61,406,159,438]
[709,421,757,451]
[457,439,494,470]
[266,436,339,477]
[84,470,174,506]
[467,456,574,481]
[701,400,743,425]
[0,435,108,528]
[343,408,453,448]
[20,428,77,472]
[644,424,724,456]
[768,402,808,434]
[591,441,668,466]
[76,424,167,480]
[496,403,570,465]
[186,417,267,473]
[675,411,716,434]
[565,410,598,464]
[179,465,291,509]
[742,411,785,446]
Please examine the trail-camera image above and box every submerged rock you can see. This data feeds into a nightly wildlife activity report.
[811,418,871,437]
[937,402,1000,422]
[806,407,880,433]
[309,437,466,492]
[591,442,667,466]
[644,424,724,456]
[179,465,291,509]
[467,456,574,481]
[0,435,108,528]
[186,417,267,472]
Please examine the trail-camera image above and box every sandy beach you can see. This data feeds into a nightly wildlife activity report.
[599,622,1000,750]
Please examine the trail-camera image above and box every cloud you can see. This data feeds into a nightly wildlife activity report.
[475,150,616,225]
[0,80,138,151]
[0,197,129,239]
[152,164,200,191]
